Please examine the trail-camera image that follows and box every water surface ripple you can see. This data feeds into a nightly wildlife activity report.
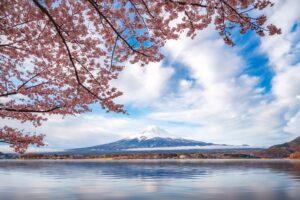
[0,159,299,200]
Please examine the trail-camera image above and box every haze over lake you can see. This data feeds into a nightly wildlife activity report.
[0,160,299,200]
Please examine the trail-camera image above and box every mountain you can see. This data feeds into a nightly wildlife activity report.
[257,136,300,158]
[0,152,17,159]
[70,126,215,152]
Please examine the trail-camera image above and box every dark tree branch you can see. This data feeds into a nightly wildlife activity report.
[0,106,61,113]
[88,0,151,58]
[73,57,104,88]
[0,69,47,97]
[128,0,150,32]
[220,0,267,31]
[32,0,104,102]
[168,0,208,8]
[110,35,119,71]
[139,0,155,19]
[0,81,48,97]
[184,11,195,31]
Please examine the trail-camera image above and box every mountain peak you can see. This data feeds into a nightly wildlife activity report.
[127,126,171,140]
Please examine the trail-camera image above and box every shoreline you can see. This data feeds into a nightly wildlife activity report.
[1,158,300,162]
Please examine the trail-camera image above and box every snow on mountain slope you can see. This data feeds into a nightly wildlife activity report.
[126,126,173,141]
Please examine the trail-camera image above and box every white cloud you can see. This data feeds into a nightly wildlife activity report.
[112,62,174,106]
[259,0,300,72]
[0,115,150,150]
[146,29,269,144]
[261,0,300,138]
[146,0,300,146]
[284,110,300,134]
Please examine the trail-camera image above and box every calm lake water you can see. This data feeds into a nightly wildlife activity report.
[0,159,300,200]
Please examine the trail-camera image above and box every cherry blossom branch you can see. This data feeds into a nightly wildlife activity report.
[168,0,210,8]
[0,126,45,154]
[0,69,47,97]
[110,35,119,71]
[128,0,150,32]
[0,106,61,113]
[88,0,152,58]
[139,0,155,18]
[32,0,105,103]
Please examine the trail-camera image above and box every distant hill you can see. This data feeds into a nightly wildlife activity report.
[257,137,300,158]
[0,152,16,159]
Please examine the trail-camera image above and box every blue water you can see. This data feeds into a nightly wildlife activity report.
[0,159,299,200]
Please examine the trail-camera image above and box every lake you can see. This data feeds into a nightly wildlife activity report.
[0,159,299,200]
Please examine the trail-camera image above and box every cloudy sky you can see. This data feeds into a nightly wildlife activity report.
[1,0,300,152]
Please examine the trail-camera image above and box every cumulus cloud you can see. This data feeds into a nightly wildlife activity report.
[146,30,267,144]
[146,0,300,146]
[0,115,150,150]
[112,62,174,106]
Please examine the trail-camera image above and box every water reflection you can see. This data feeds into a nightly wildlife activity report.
[0,160,299,200]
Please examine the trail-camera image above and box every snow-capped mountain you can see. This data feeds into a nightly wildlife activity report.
[71,126,214,152]
[126,126,174,141]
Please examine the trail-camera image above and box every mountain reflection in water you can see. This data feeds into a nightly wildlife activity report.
[0,160,299,200]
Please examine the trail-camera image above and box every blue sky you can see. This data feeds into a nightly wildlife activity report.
[1,0,300,152]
